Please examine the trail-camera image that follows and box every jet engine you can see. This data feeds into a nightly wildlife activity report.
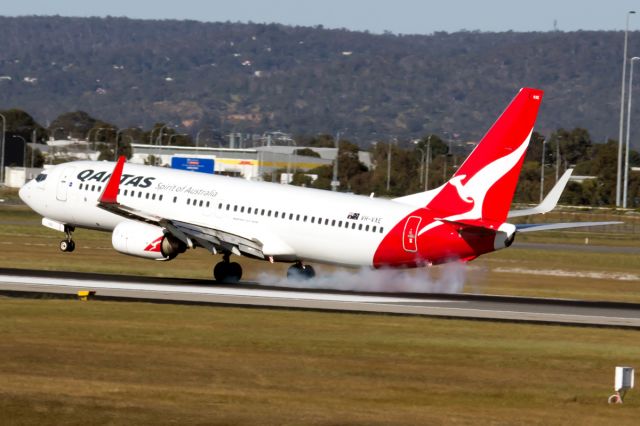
[493,223,517,250]
[112,221,186,260]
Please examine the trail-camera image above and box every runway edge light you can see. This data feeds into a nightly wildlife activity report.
[608,366,634,404]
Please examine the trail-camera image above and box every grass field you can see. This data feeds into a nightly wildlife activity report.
[1,203,640,424]
[1,298,639,425]
[0,205,638,302]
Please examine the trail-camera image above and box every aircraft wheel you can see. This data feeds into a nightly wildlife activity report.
[59,240,73,252]
[214,261,242,284]
[67,240,76,252]
[287,263,315,280]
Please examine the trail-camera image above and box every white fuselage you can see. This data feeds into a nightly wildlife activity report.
[20,161,419,267]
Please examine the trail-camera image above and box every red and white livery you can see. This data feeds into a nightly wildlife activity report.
[19,88,619,283]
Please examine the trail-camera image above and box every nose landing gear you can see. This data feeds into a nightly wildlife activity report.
[59,226,76,253]
[213,252,243,283]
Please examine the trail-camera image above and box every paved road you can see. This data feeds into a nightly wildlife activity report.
[1,268,639,328]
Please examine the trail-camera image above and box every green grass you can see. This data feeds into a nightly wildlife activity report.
[1,298,639,425]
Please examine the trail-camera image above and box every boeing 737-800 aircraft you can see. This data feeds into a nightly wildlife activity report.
[19,88,618,283]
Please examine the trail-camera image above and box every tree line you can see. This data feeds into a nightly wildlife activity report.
[2,108,637,208]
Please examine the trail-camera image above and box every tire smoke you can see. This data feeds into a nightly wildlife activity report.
[257,262,467,293]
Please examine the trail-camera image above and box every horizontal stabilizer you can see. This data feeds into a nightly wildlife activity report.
[515,221,622,233]
[508,169,573,218]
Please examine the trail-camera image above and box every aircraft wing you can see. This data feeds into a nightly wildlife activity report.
[515,221,622,233]
[508,169,573,218]
[97,156,265,259]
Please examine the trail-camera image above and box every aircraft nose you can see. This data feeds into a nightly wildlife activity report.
[19,182,30,204]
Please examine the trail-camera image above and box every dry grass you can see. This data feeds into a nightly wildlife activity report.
[1,298,639,425]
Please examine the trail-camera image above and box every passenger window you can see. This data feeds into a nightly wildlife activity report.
[248,207,252,214]
[206,201,210,207]
[303,215,307,222]
[187,198,191,205]
[338,221,342,227]
[152,194,156,200]
[234,205,238,212]
[138,192,142,198]
[274,211,279,218]
[289,213,294,220]
[146,193,150,199]
[365,225,369,231]
[199,200,203,207]
[268,210,272,217]
[226,204,230,211]
[159,195,163,201]
[240,206,245,213]
[358,224,363,231]
[311,217,315,224]
[218,203,222,209]
[261,209,265,215]
[92,185,96,191]
[352,223,356,229]
[380,227,384,233]
[372,226,377,232]
[173,196,177,203]
[79,183,83,190]
[325,219,329,225]
[124,189,128,196]
[296,214,300,221]
[332,220,336,226]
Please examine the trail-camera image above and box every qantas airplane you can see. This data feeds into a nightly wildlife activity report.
[19,88,618,283]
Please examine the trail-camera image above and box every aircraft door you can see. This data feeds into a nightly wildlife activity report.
[402,216,421,253]
[56,167,75,201]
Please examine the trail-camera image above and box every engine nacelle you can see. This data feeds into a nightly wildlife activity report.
[494,223,517,250]
[112,221,186,260]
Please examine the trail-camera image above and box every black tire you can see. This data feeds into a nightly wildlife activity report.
[214,261,242,284]
[227,262,242,283]
[67,240,76,252]
[302,265,316,279]
[287,264,315,281]
[214,262,229,282]
[287,264,304,280]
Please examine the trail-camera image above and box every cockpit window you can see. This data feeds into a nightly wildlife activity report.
[35,173,48,182]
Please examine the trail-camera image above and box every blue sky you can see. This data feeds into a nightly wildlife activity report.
[3,0,640,34]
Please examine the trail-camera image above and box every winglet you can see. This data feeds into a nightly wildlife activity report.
[508,169,573,218]
[99,156,126,205]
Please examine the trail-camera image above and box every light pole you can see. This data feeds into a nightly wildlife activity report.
[540,139,546,203]
[385,137,398,193]
[618,10,636,207]
[331,131,343,192]
[0,113,5,185]
[624,57,640,208]
[425,136,431,191]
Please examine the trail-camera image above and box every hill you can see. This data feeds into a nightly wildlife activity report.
[0,16,638,146]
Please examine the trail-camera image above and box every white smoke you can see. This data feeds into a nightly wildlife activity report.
[256,262,468,293]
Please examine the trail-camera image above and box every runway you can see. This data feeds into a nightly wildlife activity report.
[1,268,639,328]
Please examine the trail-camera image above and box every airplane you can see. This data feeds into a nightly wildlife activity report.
[18,87,620,283]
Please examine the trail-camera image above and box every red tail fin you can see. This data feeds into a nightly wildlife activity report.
[426,88,543,224]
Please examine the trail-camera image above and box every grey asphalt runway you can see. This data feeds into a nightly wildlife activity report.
[1,268,639,328]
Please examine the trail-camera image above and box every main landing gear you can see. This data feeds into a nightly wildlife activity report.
[287,261,316,280]
[213,253,243,283]
[59,226,76,253]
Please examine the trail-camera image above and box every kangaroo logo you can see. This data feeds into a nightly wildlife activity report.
[144,236,163,252]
